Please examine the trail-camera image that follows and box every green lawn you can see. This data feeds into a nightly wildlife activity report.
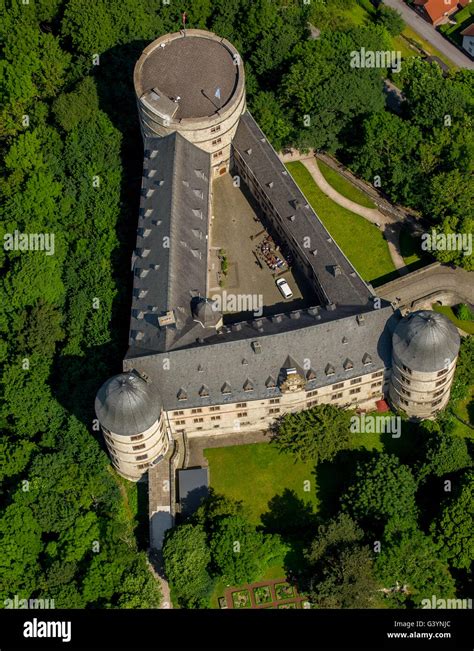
[317,159,376,209]
[439,5,474,46]
[432,304,474,335]
[205,443,318,525]
[286,161,396,286]
[401,26,456,69]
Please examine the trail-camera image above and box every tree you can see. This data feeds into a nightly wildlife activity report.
[376,529,456,607]
[272,403,351,463]
[419,421,471,480]
[342,453,418,535]
[351,112,423,205]
[162,524,213,608]
[430,471,474,570]
[375,6,405,37]
[305,514,379,608]
[209,515,285,585]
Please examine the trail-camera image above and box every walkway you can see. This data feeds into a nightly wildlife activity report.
[281,151,407,274]
[186,430,269,468]
[382,0,474,70]
[377,261,474,308]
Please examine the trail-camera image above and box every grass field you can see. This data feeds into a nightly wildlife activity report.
[317,159,376,209]
[432,303,474,335]
[286,161,396,286]
[205,443,319,525]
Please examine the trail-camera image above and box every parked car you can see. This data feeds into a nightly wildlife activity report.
[276,277,293,299]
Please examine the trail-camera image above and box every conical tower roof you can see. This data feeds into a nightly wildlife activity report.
[392,310,460,373]
[95,372,161,436]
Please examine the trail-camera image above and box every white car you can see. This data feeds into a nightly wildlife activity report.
[276,277,293,299]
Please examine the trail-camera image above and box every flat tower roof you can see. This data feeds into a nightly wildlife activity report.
[136,32,239,120]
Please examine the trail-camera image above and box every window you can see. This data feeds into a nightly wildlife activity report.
[350,378,362,385]
[175,419,185,425]
[210,406,220,411]
[331,393,343,400]
[401,376,411,385]
[437,368,448,377]
[349,388,361,395]
[372,371,383,379]
[193,417,204,423]
[400,388,411,396]
[210,125,221,134]
[236,403,247,408]
[433,389,444,398]
[131,434,144,441]
[269,398,280,404]
[191,408,202,414]
[332,383,344,390]
[432,399,442,407]
[237,411,247,418]
[137,463,149,469]
[211,416,221,421]
[307,400,318,408]
[133,443,146,451]
[269,408,280,414]
[136,454,148,461]
[306,390,318,397]
[212,137,222,146]
[173,410,184,416]
[400,398,409,406]
[371,381,382,388]
[402,365,412,375]
[435,378,446,387]
[213,150,223,159]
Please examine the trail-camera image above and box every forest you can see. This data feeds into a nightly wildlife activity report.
[0,0,472,608]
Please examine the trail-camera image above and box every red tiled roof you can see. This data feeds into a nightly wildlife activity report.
[376,399,390,413]
[461,23,474,37]
[413,0,467,23]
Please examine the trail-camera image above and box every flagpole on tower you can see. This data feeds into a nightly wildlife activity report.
[182,11,186,36]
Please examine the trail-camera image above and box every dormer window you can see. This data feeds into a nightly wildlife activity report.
[221,382,232,395]
[325,364,335,376]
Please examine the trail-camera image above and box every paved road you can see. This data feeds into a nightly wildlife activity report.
[383,0,474,69]
[377,262,474,307]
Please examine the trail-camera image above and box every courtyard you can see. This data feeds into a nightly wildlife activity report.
[209,173,317,320]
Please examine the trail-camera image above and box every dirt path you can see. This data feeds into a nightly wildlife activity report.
[282,151,407,274]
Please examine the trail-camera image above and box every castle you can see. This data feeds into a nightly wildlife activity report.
[95,30,461,482]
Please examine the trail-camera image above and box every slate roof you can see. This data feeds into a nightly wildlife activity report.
[232,112,374,310]
[95,372,161,436]
[178,468,209,517]
[127,133,212,357]
[392,310,460,373]
[124,306,398,411]
[137,34,238,120]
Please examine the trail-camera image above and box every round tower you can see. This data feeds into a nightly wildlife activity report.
[95,371,168,481]
[389,310,461,419]
[133,29,246,175]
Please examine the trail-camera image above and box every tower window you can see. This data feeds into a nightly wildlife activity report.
[131,434,144,441]
[133,443,146,451]
[136,454,148,461]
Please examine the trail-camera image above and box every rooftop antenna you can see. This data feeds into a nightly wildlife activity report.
[182,11,187,36]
